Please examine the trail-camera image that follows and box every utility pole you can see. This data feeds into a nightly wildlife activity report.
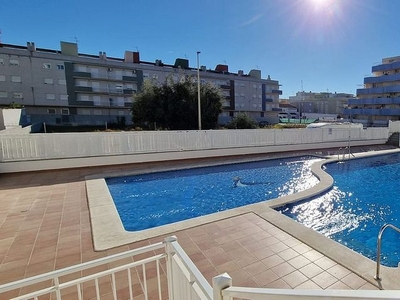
[197,51,202,130]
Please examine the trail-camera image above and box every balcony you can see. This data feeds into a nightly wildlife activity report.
[364,73,400,84]
[72,71,92,78]
[349,97,400,105]
[344,108,400,116]
[272,89,283,95]
[74,86,93,92]
[357,86,400,95]
[372,61,400,72]
[122,75,138,82]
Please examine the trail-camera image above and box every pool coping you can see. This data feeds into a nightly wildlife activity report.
[86,148,400,289]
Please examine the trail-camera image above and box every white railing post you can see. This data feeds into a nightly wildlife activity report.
[212,273,232,300]
[164,236,178,300]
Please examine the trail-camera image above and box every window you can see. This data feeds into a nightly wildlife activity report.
[13,92,23,99]
[43,63,51,69]
[76,79,88,86]
[0,75,5,81]
[61,108,69,115]
[44,78,54,85]
[11,75,21,83]
[46,93,55,100]
[58,79,66,85]
[57,64,65,70]
[10,59,19,66]
[0,91,7,98]
[47,108,56,114]
[117,97,124,106]
[116,84,123,92]
[93,95,100,105]
[60,94,68,101]
[118,110,125,116]
[93,109,102,115]
[80,109,91,115]
[77,66,87,72]
[78,94,90,101]
[0,58,4,65]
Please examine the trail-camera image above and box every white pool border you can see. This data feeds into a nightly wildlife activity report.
[86,148,400,289]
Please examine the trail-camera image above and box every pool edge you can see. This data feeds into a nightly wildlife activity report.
[86,148,400,289]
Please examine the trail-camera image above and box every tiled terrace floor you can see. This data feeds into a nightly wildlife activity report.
[0,150,386,298]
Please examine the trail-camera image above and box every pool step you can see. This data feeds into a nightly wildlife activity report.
[386,132,400,147]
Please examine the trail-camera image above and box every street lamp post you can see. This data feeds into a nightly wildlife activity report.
[197,51,201,130]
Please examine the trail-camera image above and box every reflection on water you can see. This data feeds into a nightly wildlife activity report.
[279,153,400,267]
[281,187,372,237]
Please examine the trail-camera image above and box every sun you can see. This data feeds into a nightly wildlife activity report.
[309,0,334,9]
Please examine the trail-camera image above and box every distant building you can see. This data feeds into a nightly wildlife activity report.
[288,91,354,119]
[345,55,400,127]
[278,103,298,119]
[0,41,282,127]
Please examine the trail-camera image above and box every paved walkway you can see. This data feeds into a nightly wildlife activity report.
[1,147,392,298]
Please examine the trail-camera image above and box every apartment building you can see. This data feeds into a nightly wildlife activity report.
[344,55,400,127]
[0,41,282,127]
[289,91,354,119]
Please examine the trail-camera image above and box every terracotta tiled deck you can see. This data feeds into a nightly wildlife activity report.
[0,151,387,299]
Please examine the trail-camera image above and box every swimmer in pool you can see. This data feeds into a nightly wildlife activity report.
[233,176,247,187]
[233,176,272,187]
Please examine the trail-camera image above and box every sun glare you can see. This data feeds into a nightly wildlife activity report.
[311,0,332,7]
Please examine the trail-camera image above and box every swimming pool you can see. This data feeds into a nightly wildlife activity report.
[278,153,400,267]
[106,156,321,231]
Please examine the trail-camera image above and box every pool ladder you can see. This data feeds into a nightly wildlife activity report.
[337,147,355,161]
[374,223,400,281]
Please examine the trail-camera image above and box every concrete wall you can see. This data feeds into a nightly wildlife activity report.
[0,108,22,130]
[0,127,390,173]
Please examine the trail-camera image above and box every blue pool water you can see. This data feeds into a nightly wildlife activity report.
[279,153,400,267]
[106,156,321,231]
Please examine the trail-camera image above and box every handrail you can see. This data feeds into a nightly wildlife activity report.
[337,147,343,160]
[0,241,165,294]
[374,223,400,281]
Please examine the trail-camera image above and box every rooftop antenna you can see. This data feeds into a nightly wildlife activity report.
[135,46,139,52]
[70,36,79,50]
[0,29,2,43]
[301,80,304,124]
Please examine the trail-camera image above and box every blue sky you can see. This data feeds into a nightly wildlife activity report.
[1,0,400,98]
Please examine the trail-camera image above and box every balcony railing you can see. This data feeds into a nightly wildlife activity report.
[357,86,400,95]
[364,73,400,84]
[372,61,400,72]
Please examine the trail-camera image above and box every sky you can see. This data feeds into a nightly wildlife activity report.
[1,0,400,98]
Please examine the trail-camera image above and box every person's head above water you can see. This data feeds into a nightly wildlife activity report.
[233,176,241,187]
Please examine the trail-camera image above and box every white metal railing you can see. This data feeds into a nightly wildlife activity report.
[0,236,212,300]
[212,273,400,300]
[2,236,400,300]
[0,127,389,162]
[374,223,400,281]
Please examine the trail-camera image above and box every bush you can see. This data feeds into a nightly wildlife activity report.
[226,113,259,129]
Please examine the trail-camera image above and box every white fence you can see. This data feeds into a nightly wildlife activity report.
[0,127,389,162]
[0,236,213,300]
[213,273,400,299]
[1,236,400,300]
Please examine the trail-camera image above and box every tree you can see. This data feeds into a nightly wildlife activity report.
[132,75,223,130]
[225,113,259,129]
